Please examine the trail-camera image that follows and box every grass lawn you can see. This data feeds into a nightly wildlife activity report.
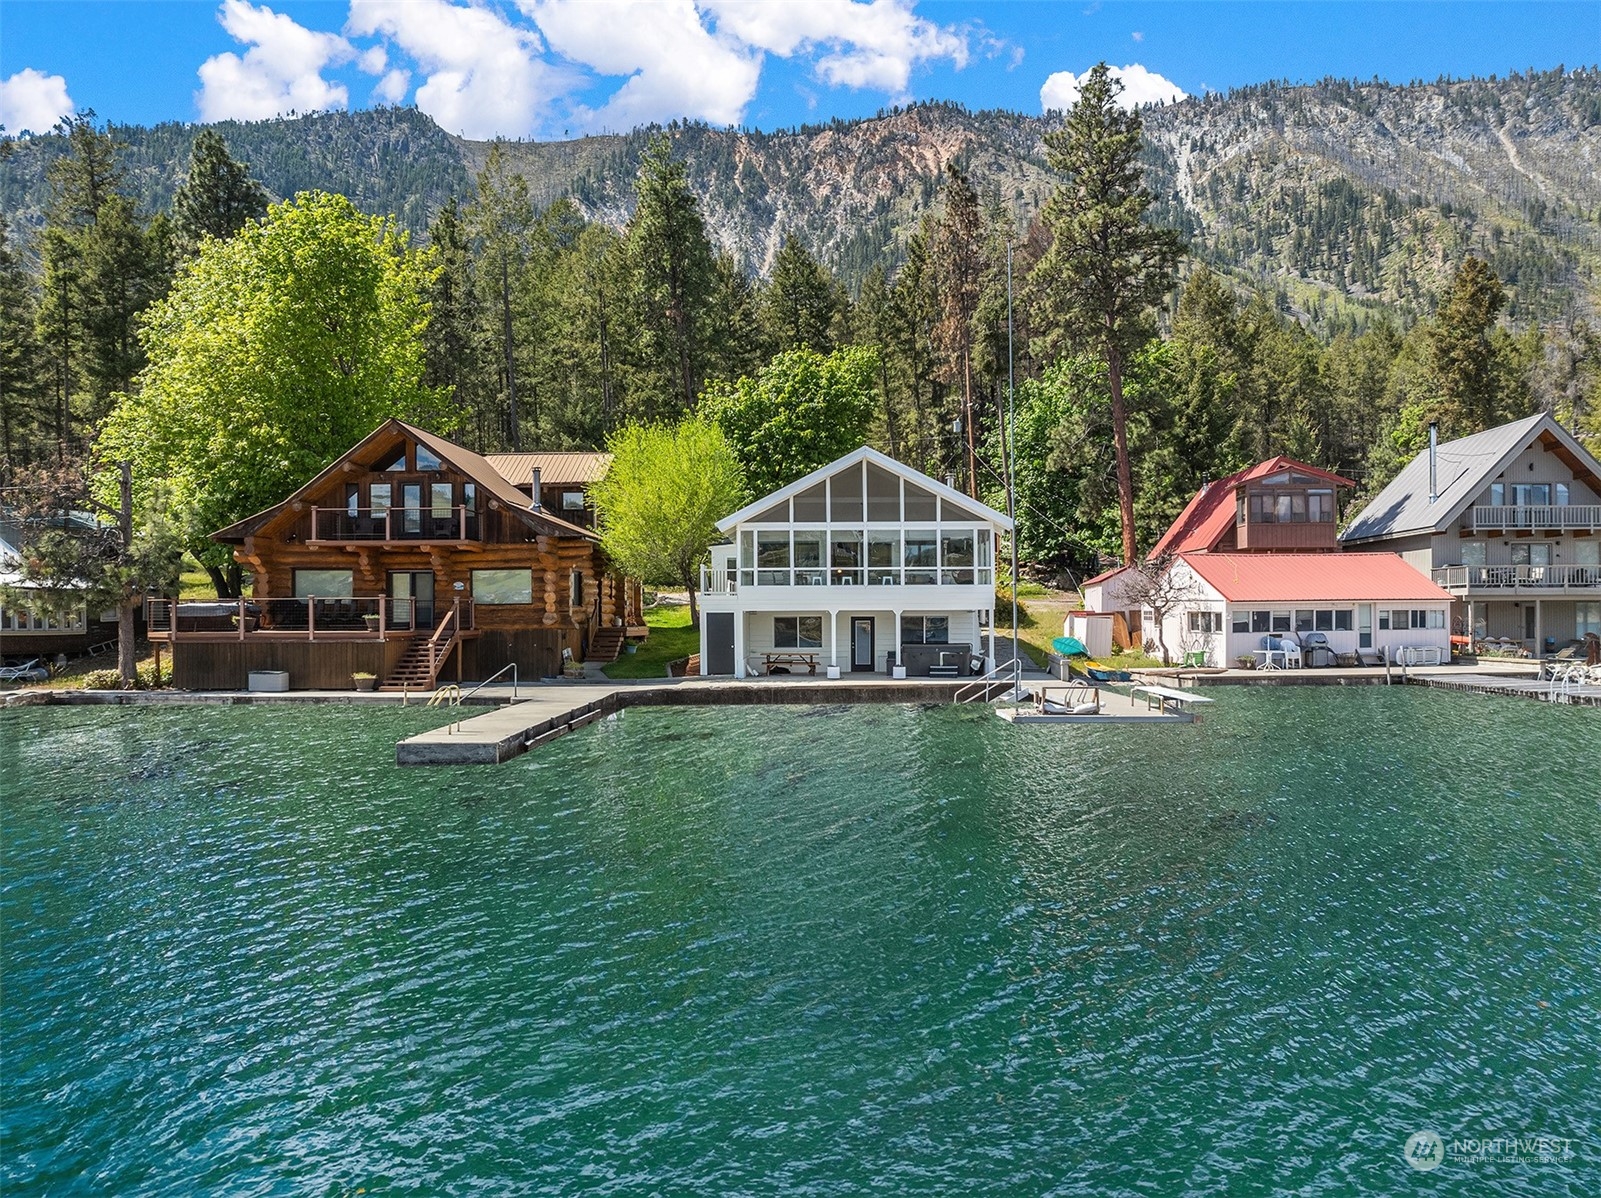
[1004,584,1162,670]
[602,604,700,679]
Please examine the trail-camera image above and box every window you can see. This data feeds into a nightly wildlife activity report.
[901,615,949,644]
[830,531,863,585]
[2,603,85,632]
[379,448,407,472]
[1295,609,1315,632]
[1556,482,1570,506]
[1250,610,1270,633]
[345,484,359,517]
[561,490,586,510]
[793,482,827,522]
[1315,610,1335,632]
[868,533,900,584]
[472,569,532,604]
[1577,602,1601,638]
[1187,611,1221,633]
[1308,490,1335,523]
[1512,483,1550,507]
[1511,543,1553,567]
[866,463,900,521]
[904,531,938,584]
[369,483,391,514]
[1462,541,1487,567]
[793,531,824,578]
[829,467,863,521]
[1379,610,1392,631]
[903,482,937,521]
[757,531,790,585]
[1271,611,1291,632]
[415,444,442,471]
[1413,610,1445,630]
[569,570,583,608]
[774,615,822,648]
[1334,610,1353,632]
[1231,611,1250,633]
[1390,610,1409,631]
[1236,495,1247,526]
[941,532,975,584]
[1489,482,1505,506]
[294,569,353,598]
[431,482,453,518]
[1358,604,1372,648]
[463,483,476,512]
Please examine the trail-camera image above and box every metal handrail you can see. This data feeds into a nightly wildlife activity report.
[460,662,519,703]
[953,657,1022,704]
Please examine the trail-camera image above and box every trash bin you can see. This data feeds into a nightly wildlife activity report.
[248,670,289,692]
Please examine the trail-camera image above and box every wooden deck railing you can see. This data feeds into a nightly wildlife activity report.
[146,596,474,640]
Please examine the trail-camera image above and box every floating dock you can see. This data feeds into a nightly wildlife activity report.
[393,674,1204,766]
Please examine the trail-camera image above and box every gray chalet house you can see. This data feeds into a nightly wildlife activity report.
[1341,413,1601,654]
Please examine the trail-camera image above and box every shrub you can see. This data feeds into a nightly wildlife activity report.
[81,669,124,690]
[136,662,165,689]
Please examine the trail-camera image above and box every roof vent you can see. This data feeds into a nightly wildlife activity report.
[530,466,542,510]
[1427,421,1438,503]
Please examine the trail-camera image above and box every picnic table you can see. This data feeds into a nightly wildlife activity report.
[763,651,820,675]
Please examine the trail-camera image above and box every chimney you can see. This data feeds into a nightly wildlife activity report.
[530,466,542,509]
[1427,422,1438,503]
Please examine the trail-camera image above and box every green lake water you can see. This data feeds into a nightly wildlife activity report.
[2,689,1598,1196]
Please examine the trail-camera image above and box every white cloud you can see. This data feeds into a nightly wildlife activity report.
[374,69,411,105]
[1040,63,1186,112]
[357,45,388,75]
[522,0,760,130]
[704,0,967,94]
[347,0,565,139]
[0,68,74,136]
[197,0,352,121]
[1131,31,1144,43]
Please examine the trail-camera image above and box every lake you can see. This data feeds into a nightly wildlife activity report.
[2,689,1597,1195]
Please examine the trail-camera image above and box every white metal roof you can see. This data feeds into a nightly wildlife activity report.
[715,445,1014,533]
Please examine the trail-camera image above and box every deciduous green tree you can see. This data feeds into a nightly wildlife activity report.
[96,191,443,595]
[588,417,745,627]
[700,345,879,496]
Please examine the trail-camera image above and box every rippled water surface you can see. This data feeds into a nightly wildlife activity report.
[3,690,1599,1195]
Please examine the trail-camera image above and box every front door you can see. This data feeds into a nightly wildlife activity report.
[389,570,435,630]
[851,616,875,671]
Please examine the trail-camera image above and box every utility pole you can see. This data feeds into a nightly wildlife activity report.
[117,460,136,685]
[1006,243,1019,676]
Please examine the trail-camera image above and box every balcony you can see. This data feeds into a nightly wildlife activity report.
[1432,564,1601,595]
[701,565,994,595]
[308,506,479,544]
[148,597,476,640]
[1470,505,1601,532]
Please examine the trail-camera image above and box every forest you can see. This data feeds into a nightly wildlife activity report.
[3,71,1599,597]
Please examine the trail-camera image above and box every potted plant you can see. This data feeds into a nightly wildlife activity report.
[1235,654,1255,671]
[363,613,381,632]
[352,671,378,692]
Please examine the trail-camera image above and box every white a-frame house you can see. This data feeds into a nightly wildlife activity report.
[698,447,1013,678]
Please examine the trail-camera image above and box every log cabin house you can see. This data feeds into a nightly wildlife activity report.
[149,420,642,691]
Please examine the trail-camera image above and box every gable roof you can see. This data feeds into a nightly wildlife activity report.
[212,420,597,543]
[715,445,1014,533]
[1178,552,1453,604]
[485,452,612,488]
[1342,413,1601,544]
[1151,456,1356,556]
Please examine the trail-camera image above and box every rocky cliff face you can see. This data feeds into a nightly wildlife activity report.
[6,68,1597,326]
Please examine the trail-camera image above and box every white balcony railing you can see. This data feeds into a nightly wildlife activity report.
[701,565,992,593]
[1470,505,1601,531]
[1433,564,1601,592]
[701,566,986,595]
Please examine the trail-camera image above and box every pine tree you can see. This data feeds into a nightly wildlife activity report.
[171,129,269,254]
[466,144,535,449]
[625,136,717,417]
[0,214,46,464]
[930,163,988,497]
[1030,65,1186,564]
[761,235,842,354]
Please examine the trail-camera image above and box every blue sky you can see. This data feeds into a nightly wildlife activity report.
[2,1,1597,140]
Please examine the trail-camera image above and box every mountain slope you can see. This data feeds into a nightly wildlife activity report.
[4,68,1597,326]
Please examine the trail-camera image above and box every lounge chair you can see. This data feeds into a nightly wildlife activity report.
[0,658,48,683]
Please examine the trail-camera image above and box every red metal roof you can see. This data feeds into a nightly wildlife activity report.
[1080,565,1131,588]
[1178,552,1453,603]
[1150,456,1357,556]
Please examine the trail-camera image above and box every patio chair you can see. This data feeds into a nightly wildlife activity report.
[0,658,47,683]
[1277,635,1304,669]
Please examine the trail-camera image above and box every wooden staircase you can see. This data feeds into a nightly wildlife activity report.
[380,602,467,692]
[589,626,627,663]
[380,636,437,691]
